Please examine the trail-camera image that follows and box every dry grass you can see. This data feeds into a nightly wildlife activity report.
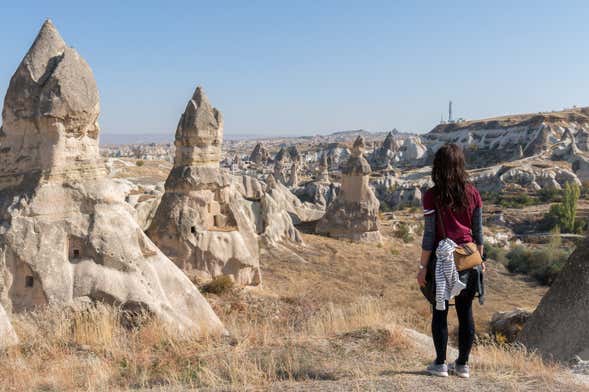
[0,293,581,391]
[0,215,581,391]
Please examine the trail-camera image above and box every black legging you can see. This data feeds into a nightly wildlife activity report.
[432,289,475,365]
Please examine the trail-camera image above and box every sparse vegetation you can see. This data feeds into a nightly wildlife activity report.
[481,191,538,208]
[135,160,144,167]
[543,182,586,233]
[503,231,572,285]
[0,295,577,391]
[538,187,562,203]
[394,223,414,243]
[484,242,508,265]
[200,275,234,295]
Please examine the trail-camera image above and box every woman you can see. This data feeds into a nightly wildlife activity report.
[417,143,485,379]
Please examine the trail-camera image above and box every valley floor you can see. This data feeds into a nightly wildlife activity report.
[0,217,584,391]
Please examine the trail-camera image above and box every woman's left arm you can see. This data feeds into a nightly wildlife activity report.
[472,206,485,270]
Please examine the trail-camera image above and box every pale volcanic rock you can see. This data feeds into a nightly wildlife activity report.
[518,236,589,361]
[316,136,382,242]
[370,131,400,169]
[0,304,18,349]
[265,175,325,224]
[273,147,289,185]
[0,21,224,335]
[0,19,105,189]
[147,87,261,286]
[573,156,589,183]
[576,129,589,151]
[174,87,223,167]
[249,142,270,164]
[317,153,330,182]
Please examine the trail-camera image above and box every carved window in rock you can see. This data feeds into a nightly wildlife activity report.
[191,226,196,234]
[25,276,34,288]
[68,236,87,261]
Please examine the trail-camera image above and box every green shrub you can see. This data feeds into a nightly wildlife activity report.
[498,193,535,209]
[201,275,234,295]
[538,187,561,203]
[379,202,393,212]
[504,232,572,285]
[394,223,413,243]
[484,242,507,265]
[581,182,589,199]
[135,160,144,167]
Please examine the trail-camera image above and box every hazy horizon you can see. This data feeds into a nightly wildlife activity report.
[1,1,588,136]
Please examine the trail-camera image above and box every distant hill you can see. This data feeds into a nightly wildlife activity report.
[429,106,589,134]
[100,132,266,145]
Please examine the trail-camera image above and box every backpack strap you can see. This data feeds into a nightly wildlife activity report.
[434,199,447,239]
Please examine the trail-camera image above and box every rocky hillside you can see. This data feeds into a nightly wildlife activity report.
[424,107,589,168]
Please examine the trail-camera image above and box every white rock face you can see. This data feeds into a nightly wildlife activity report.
[0,304,18,349]
[470,163,581,193]
[423,110,589,167]
[316,137,381,242]
[0,21,224,335]
[398,137,428,164]
[265,175,325,224]
[0,20,105,189]
[573,156,589,183]
[147,87,261,286]
[518,236,589,361]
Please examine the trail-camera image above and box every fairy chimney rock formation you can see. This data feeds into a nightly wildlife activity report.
[518,236,589,361]
[273,147,289,184]
[316,136,382,242]
[289,161,299,187]
[317,153,330,182]
[0,19,105,189]
[146,87,261,286]
[174,87,223,168]
[249,142,270,164]
[0,21,224,335]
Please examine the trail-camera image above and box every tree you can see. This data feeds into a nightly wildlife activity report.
[545,182,580,233]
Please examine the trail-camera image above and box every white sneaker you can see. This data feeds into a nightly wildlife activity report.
[449,361,470,378]
[426,362,449,377]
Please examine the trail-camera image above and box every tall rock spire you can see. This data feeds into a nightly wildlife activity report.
[0,20,225,335]
[0,18,103,188]
[316,136,381,242]
[174,86,224,168]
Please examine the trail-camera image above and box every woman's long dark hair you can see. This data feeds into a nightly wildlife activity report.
[432,143,469,210]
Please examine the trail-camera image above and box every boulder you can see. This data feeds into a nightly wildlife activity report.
[518,236,589,361]
[489,309,531,343]
[0,21,224,335]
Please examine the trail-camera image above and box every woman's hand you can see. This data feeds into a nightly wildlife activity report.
[482,262,487,272]
[417,268,427,287]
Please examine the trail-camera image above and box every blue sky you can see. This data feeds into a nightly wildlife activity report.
[1,1,588,137]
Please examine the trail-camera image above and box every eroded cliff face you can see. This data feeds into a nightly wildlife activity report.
[0,20,225,336]
[423,108,589,168]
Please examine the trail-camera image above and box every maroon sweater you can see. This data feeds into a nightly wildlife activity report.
[422,184,483,246]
